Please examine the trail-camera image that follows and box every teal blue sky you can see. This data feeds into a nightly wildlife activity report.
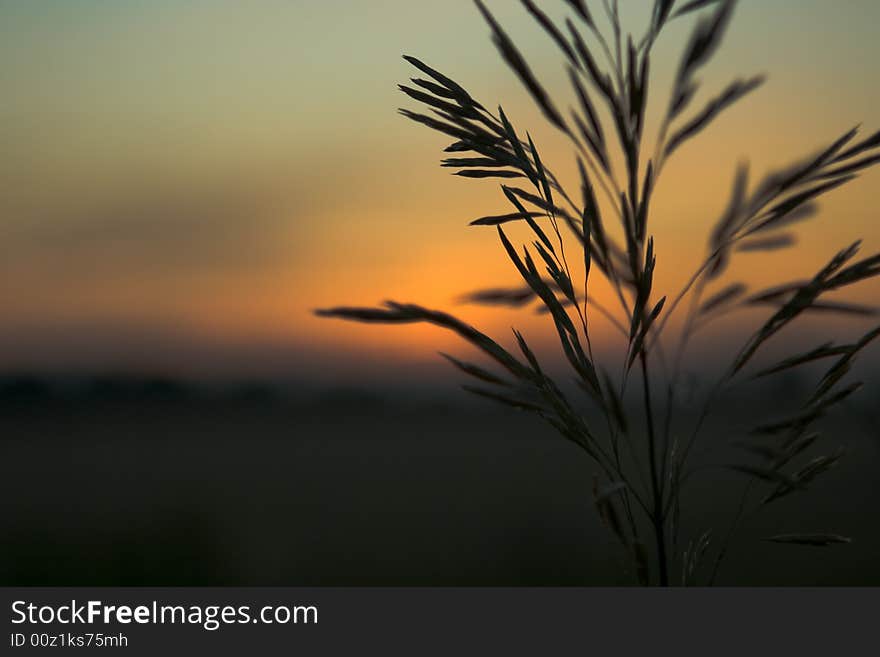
[1,1,878,378]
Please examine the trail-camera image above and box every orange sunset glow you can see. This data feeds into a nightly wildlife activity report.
[2,0,879,380]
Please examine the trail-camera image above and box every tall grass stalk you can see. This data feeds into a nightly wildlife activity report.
[318,0,880,585]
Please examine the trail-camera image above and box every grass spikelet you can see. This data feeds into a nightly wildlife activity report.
[319,0,880,586]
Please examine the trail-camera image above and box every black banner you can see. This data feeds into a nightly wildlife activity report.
[1,587,876,655]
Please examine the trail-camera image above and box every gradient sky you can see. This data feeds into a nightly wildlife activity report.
[1,0,879,381]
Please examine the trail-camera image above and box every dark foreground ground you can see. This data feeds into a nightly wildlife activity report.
[1,377,878,585]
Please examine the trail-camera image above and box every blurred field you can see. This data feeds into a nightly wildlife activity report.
[1,377,877,586]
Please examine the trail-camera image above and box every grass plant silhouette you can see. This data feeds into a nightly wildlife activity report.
[318,0,880,585]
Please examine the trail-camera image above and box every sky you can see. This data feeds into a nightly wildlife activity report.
[1,0,879,382]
